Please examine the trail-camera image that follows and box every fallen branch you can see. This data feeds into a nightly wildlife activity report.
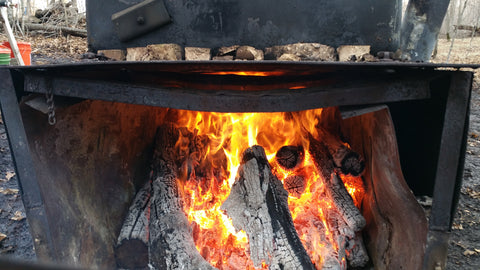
[24,23,87,37]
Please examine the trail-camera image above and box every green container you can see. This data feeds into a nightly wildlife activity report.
[0,51,11,65]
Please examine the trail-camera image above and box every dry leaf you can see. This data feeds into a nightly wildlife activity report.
[11,211,25,221]
[0,188,19,195]
[5,172,15,181]
[463,249,476,256]
[475,248,480,253]
[452,223,464,230]
[0,233,6,242]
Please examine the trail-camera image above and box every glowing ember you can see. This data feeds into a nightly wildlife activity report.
[170,108,365,269]
[202,71,286,76]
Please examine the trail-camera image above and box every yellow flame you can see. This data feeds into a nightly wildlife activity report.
[202,71,286,76]
[171,108,365,269]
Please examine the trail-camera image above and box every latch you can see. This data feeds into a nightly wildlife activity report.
[112,0,171,42]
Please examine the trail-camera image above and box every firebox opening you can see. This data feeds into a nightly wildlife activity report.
[19,98,427,270]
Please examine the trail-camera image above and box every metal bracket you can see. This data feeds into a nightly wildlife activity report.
[111,0,171,42]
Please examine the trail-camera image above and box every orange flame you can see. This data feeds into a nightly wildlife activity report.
[202,71,286,76]
[170,108,365,269]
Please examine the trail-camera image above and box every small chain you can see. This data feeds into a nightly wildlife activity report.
[45,87,56,125]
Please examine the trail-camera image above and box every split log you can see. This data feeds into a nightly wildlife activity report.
[317,128,364,176]
[235,46,264,60]
[115,125,215,270]
[265,43,336,61]
[97,49,126,61]
[336,45,371,62]
[115,182,151,269]
[346,233,369,268]
[275,145,304,170]
[327,173,366,232]
[23,23,87,37]
[295,215,344,270]
[126,44,183,61]
[185,47,211,60]
[221,146,315,270]
[309,135,366,232]
[148,125,215,270]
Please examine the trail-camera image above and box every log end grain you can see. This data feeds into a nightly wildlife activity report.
[275,145,304,170]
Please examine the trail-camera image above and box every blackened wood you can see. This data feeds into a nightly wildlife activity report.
[284,175,306,197]
[148,125,215,270]
[318,128,364,176]
[115,182,151,269]
[346,233,369,268]
[309,135,366,232]
[324,209,352,270]
[328,174,366,232]
[221,146,315,270]
[275,145,304,170]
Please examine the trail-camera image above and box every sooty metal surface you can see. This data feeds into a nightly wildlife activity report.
[86,0,402,53]
[18,61,441,112]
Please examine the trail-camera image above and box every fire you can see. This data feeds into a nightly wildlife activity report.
[202,71,286,76]
[170,108,365,269]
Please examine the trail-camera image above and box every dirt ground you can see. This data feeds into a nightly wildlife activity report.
[0,32,479,269]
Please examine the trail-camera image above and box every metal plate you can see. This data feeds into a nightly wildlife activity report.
[111,0,171,42]
[87,0,402,53]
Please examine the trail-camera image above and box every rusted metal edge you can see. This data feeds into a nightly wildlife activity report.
[24,75,431,112]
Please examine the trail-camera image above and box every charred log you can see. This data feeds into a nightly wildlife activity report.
[221,146,315,270]
[284,174,306,197]
[327,174,366,232]
[346,233,369,268]
[317,128,365,176]
[309,135,366,232]
[116,125,215,270]
[275,145,304,169]
[115,182,151,269]
[149,125,215,270]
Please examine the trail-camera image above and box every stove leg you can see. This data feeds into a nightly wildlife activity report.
[423,72,472,270]
[0,69,56,261]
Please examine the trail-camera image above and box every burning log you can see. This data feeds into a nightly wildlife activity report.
[115,125,215,270]
[284,174,306,197]
[275,145,304,170]
[346,233,369,268]
[221,146,315,270]
[328,174,366,232]
[317,128,365,176]
[308,135,366,232]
